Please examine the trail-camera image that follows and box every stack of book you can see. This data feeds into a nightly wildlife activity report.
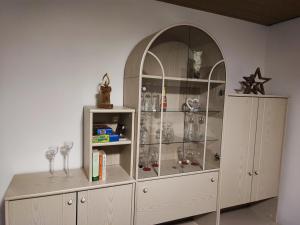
[92,150,107,181]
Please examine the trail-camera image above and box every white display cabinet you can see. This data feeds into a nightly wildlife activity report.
[124,24,226,225]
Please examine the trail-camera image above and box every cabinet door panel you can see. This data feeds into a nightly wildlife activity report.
[251,98,287,202]
[78,185,133,225]
[135,172,219,225]
[220,96,258,208]
[77,191,88,225]
[8,193,76,225]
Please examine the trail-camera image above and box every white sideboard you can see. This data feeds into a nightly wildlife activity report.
[5,169,135,225]
[221,95,287,208]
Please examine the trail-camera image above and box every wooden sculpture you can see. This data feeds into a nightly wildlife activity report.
[97,73,113,109]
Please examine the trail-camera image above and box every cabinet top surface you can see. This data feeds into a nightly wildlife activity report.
[228,94,288,98]
[5,166,135,201]
[84,106,135,113]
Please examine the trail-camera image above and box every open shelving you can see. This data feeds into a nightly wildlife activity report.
[83,106,135,182]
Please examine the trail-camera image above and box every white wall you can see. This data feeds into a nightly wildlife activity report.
[266,18,300,225]
[0,0,268,223]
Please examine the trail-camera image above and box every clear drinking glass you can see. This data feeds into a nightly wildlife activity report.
[143,146,151,172]
[60,141,73,176]
[141,86,146,111]
[192,115,199,141]
[152,93,161,112]
[196,114,205,141]
[149,146,159,168]
[177,146,184,163]
[144,92,152,111]
[140,127,149,145]
[140,117,149,145]
[138,146,146,169]
[185,113,194,142]
[45,146,58,175]
[162,122,175,143]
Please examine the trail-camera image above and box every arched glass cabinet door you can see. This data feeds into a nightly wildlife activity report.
[139,25,226,178]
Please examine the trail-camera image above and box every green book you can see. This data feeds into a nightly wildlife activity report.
[92,150,99,181]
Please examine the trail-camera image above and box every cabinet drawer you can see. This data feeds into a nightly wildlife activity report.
[135,172,219,225]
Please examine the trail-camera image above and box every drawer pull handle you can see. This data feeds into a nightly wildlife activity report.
[67,200,73,205]
[143,188,148,193]
[211,178,215,183]
[248,172,253,176]
[81,197,86,204]
[254,171,259,175]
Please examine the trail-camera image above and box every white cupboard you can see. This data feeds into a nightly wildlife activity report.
[221,95,287,208]
[77,184,133,225]
[7,193,76,225]
[251,97,287,202]
[5,169,134,225]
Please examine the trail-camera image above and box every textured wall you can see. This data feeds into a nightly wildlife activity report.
[266,18,300,225]
[0,0,268,223]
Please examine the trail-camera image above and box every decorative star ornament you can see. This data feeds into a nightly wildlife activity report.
[238,67,271,95]
[252,68,271,95]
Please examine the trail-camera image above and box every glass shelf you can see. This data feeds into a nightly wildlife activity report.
[142,74,225,84]
[140,136,218,146]
[141,109,222,113]
[137,25,225,179]
[160,159,203,176]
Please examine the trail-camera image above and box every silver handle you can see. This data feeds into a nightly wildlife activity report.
[254,171,259,175]
[143,188,148,193]
[81,197,86,204]
[248,172,253,176]
[67,199,73,205]
[211,178,215,183]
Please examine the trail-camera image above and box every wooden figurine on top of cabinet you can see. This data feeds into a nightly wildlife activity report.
[97,73,113,109]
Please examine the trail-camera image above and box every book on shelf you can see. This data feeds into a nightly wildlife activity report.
[92,150,99,181]
[92,149,107,181]
[99,150,107,180]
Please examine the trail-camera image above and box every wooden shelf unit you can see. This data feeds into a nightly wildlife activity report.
[83,106,135,182]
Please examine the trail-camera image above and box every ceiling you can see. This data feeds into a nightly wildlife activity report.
[158,0,300,26]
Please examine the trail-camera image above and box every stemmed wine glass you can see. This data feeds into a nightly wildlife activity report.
[45,146,59,175]
[60,141,73,176]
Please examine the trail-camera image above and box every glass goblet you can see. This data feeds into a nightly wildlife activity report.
[60,141,73,176]
[45,146,58,175]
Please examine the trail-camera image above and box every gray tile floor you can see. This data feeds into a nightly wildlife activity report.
[165,206,278,225]
[220,207,278,225]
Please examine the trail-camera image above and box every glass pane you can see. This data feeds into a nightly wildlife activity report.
[148,25,189,78]
[188,27,223,80]
[160,77,186,176]
[210,61,226,81]
[138,77,162,179]
[205,83,225,170]
[160,79,208,175]
[142,53,163,77]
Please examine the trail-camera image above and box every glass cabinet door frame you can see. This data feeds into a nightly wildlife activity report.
[135,24,226,180]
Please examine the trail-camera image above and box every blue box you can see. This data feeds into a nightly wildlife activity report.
[109,134,120,142]
[97,128,113,135]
